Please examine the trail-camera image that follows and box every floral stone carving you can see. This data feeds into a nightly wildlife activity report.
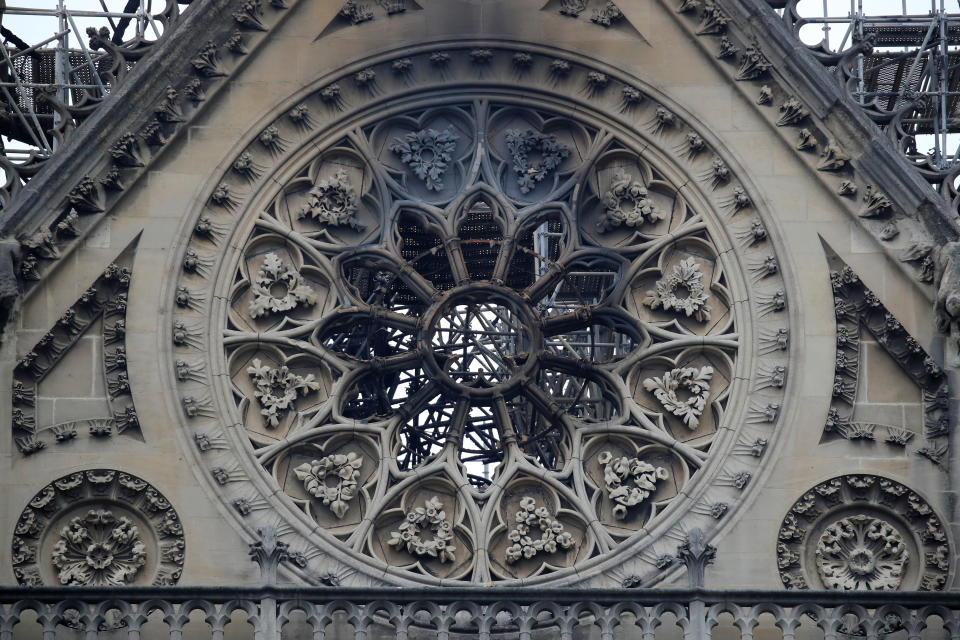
[173,67,788,585]
[597,169,664,232]
[51,508,146,586]
[777,474,949,591]
[293,452,363,518]
[597,452,669,519]
[643,258,712,321]
[297,169,364,230]
[816,514,908,591]
[12,470,184,587]
[247,359,321,427]
[390,128,459,191]
[505,497,575,563]
[505,129,570,194]
[643,366,713,429]
[248,252,317,318]
[387,496,457,563]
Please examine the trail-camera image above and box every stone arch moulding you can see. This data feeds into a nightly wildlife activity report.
[163,41,798,588]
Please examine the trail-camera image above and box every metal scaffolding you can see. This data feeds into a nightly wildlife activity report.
[0,1,187,159]
[784,0,960,173]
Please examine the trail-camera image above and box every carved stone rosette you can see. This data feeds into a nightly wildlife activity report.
[11,470,185,587]
[777,474,950,591]
[167,45,792,587]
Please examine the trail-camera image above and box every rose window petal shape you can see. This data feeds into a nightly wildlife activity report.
[172,66,791,586]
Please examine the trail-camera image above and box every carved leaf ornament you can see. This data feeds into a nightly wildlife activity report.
[505,128,571,194]
[816,514,908,591]
[51,509,146,586]
[389,128,459,191]
[296,169,364,230]
[247,358,321,427]
[169,49,795,585]
[293,452,363,518]
[505,497,575,564]
[388,496,457,563]
[598,451,669,519]
[643,258,712,322]
[598,169,664,231]
[248,252,317,318]
[643,365,714,429]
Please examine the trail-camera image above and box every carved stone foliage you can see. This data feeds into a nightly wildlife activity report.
[52,509,147,586]
[642,365,714,429]
[597,169,665,231]
[597,451,669,520]
[296,169,364,230]
[388,496,458,563]
[322,0,421,34]
[248,253,317,319]
[504,129,571,194]
[822,242,949,463]
[504,497,575,564]
[247,358,322,427]
[545,0,641,35]
[777,475,949,591]
[11,470,184,587]
[816,515,908,590]
[11,239,140,454]
[293,452,363,518]
[643,258,712,322]
[168,47,790,587]
[390,128,460,192]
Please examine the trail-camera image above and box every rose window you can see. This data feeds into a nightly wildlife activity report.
[173,64,790,587]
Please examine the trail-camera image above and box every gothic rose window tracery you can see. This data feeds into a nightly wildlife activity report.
[172,59,787,587]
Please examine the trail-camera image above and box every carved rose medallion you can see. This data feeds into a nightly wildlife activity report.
[816,515,908,591]
[51,509,146,586]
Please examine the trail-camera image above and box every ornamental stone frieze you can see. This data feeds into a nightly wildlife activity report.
[166,44,792,587]
[11,470,185,587]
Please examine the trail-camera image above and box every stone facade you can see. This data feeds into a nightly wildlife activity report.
[0,0,956,605]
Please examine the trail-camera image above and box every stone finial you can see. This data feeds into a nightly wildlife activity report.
[676,527,716,587]
[248,526,289,585]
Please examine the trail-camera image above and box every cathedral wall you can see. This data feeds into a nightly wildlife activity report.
[2,0,952,595]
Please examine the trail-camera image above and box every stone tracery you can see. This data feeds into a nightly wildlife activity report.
[166,46,793,586]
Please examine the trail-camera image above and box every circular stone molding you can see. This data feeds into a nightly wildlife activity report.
[167,43,795,587]
[777,474,950,591]
[11,470,185,587]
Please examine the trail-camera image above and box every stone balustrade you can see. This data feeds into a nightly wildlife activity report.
[1,586,959,640]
